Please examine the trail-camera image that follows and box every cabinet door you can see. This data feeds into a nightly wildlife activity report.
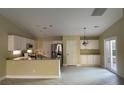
[8,35,35,51]
[87,55,93,65]
[25,39,35,49]
[91,40,99,49]
[20,37,27,50]
[80,55,100,66]
[86,40,98,49]
[30,39,36,49]
[26,38,31,44]
[8,36,14,51]
[80,55,88,65]
[14,36,21,50]
[8,35,21,50]
[93,55,100,65]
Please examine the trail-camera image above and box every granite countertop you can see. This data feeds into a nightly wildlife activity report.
[7,57,60,61]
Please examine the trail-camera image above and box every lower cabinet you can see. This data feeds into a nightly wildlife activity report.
[80,55,100,66]
[6,60,60,78]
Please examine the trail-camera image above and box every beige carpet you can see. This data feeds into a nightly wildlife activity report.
[0,66,124,85]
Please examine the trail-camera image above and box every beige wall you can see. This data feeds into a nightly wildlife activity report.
[100,10,124,77]
[0,16,35,78]
[0,29,7,78]
[63,36,80,65]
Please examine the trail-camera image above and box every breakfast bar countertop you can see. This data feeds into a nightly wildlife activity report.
[7,57,60,61]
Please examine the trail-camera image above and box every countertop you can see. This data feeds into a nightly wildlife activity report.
[7,57,60,61]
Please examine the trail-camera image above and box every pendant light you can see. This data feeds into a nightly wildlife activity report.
[82,27,88,46]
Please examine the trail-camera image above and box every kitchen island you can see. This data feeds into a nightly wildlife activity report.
[6,59,61,78]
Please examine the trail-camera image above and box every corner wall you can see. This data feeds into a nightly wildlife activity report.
[100,10,124,77]
[0,16,35,79]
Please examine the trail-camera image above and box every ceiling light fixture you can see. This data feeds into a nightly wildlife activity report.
[43,27,47,29]
[49,25,53,27]
[82,27,88,46]
[94,26,99,28]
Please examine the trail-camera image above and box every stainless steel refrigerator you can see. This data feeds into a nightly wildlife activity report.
[51,43,63,67]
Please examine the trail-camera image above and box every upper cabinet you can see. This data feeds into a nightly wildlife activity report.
[80,40,99,49]
[8,35,35,51]
[26,38,36,49]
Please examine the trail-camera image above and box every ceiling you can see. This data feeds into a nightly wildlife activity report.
[0,8,123,38]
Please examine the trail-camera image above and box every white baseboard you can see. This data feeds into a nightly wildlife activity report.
[63,64,68,66]
[63,64,78,66]
[6,75,60,79]
[63,64,101,67]
[79,64,102,67]
[76,64,81,66]
[0,76,6,81]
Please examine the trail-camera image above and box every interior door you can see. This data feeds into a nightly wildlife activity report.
[104,37,117,72]
[66,40,78,65]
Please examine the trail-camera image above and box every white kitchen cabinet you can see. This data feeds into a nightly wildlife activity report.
[93,55,100,65]
[80,39,100,66]
[80,55,88,65]
[52,40,62,44]
[87,55,93,65]
[30,39,36,49]
[8,35,35,51]
[26,38,35,49]
[8,35,22,51]
[26,38,31,44]
[80,40,99,49]
[80,55,100,66]
[19,37,27,50]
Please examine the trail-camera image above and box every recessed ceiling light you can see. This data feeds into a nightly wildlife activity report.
[94,26,99,28]
[43,27,47,29]
[49,25,53,27]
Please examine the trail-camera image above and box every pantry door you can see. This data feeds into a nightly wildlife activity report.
[66,40,78,65]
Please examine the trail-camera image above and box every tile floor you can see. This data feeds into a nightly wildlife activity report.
[0,66,124,85]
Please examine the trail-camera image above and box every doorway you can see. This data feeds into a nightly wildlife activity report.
[104,37,117,73]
